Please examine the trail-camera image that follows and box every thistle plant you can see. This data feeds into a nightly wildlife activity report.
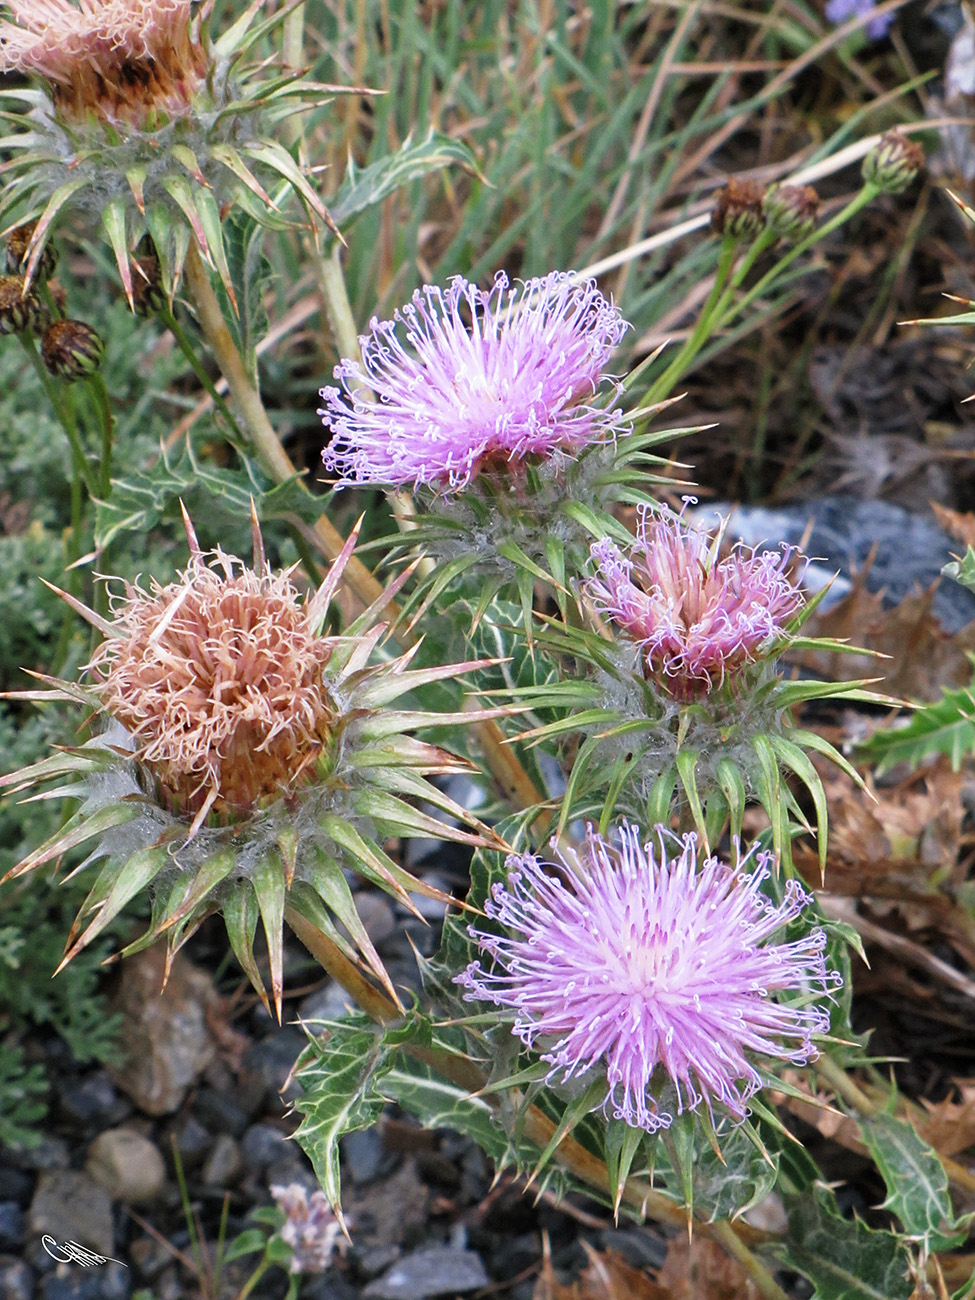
[0,0,344,301]
[457,824,838,1135]
[508,502,872,870]
[320,271,688,623]
[0,507,501,1016]
[0,4,958,1295]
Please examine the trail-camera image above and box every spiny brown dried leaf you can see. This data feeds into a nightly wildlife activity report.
[792,568,975,701]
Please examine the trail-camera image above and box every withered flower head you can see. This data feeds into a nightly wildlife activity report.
[763,184,819,241]
[1,507,501,1017]
[0,0,347,300]
[0,274,44,335]
[0,0,207,127]
[41,318,104,380]
[711,178,766,240]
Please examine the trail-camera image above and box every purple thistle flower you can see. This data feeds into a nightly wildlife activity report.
[271,1183,342,1274]
[456,825,838,1133]
[824,0,894,40]
[319,271,629,492]
[585,504,804,700]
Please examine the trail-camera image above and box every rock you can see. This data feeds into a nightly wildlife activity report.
[341,1129,389,1185]
[0,1254,34,1300]
[348,1161,428,1248]
[129,1234,173,1280]
[40,1261,130,1299]
[364,1247,489,1299]
[201,1134,243,1187]
[0,1165,34,1206]
[29,1170,114,1257]
[12,1137,70,1171]
[86,1128,166,1204]
[240,1122,291,1169]
[299,980,356,1023]
[353,1243,401,1280]
[0,1200,25,1250]
[239,1029,306,1114]
[107,947,216,1115]
[192,1086,251,1137]
[169,1114,212,1171]
[57,1071,126,1127]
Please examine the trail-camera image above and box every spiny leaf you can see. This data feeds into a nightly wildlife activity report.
[861,1113,968,1251]
[770,1185,913,1300]
[331,129,479,227]
[857,684,975,774]
[292,1015,390,1219]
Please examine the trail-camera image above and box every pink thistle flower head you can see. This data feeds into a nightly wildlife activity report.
[456,824,838,1133]
[319,271,629,493]
[271,1183,343,1274]
[585,503,805,700]
[0,0,207,126]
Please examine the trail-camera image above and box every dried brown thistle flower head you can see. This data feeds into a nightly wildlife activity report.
[0,0,348,301]
[88,514,341,829]
[0,0,207,127]
[711,178,766,240]
[1,506,502,1016]
[0,275,44,335]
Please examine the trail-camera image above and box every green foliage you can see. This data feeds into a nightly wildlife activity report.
[768,1186,913,1300]
[861,1113,969,1251]
[0,1043,48,1150]
[857,685,975,774]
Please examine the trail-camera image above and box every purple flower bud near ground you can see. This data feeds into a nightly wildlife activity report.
[271,1183,342,1274]
[457,825,838,1132]
[319,271,629,492]
[585,504,804,699]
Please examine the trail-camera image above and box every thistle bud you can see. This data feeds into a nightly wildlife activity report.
[862,132,924,194]
[0,275,45,335]
[41,319,105,381]
[711,178,766,240]
[5,223,58,282]
[763,183,820,241]
[131,256,165,318]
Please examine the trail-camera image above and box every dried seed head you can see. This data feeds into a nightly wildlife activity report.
[87,545,341,824]
[711,178,766,240]
[0,0,208,127]
[5,223,58,281]
[763,183,820,241]
[41,319,105,380]
[862,131,924,194]
[0,275,45,335]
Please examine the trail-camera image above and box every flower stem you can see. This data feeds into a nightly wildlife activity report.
[158,299,244,442]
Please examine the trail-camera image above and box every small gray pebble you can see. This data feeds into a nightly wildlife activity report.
[192,1087,251,1137]
[201,1134,243,1187]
